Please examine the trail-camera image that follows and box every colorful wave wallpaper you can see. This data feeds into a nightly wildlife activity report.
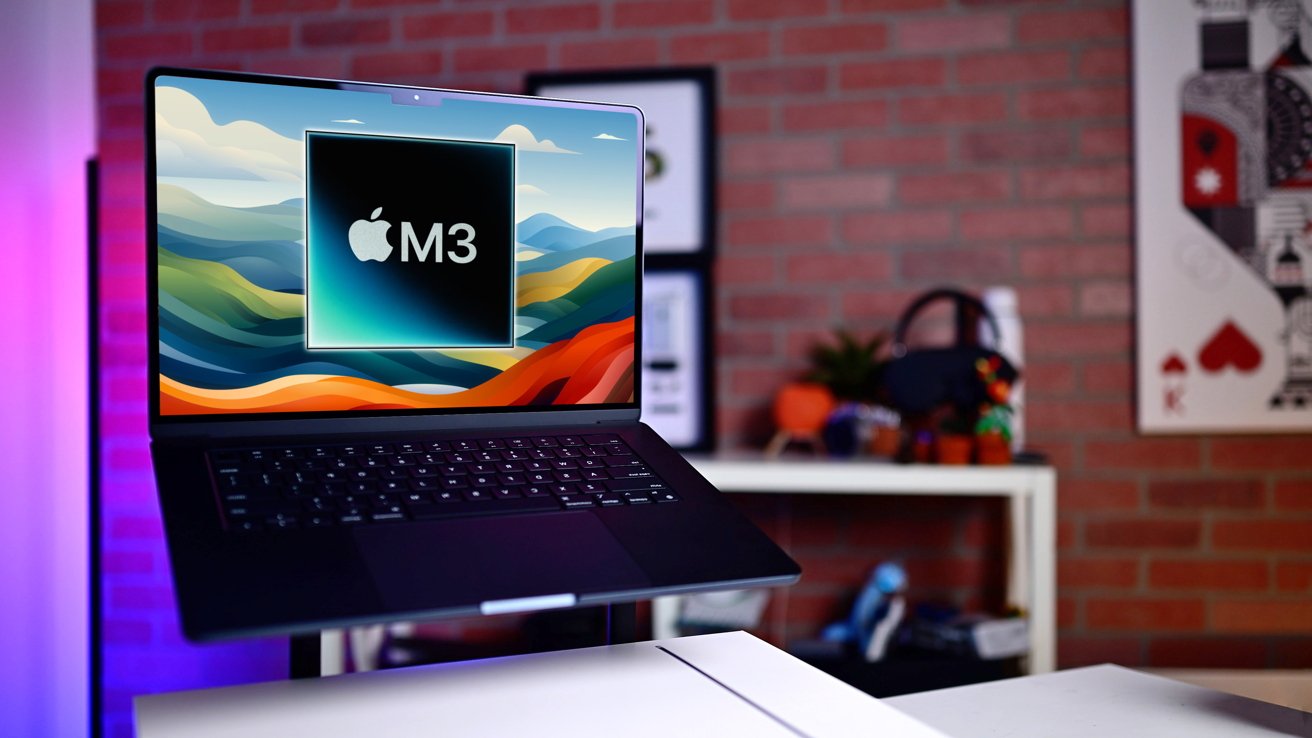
[154,77,640,415]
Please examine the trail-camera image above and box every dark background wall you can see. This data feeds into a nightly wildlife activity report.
[96,0,1312,735]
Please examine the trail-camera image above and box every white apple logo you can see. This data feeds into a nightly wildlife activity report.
[348,206,393,262]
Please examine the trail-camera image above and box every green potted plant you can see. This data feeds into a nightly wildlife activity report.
[974,355,1015,465]
[805,330,889,456]
[975,404,1013,465]
[806,329,887,405]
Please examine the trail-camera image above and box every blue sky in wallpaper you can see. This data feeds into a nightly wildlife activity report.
[155,75,640,231]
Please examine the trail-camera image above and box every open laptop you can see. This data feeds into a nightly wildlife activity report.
[146,67,799,642]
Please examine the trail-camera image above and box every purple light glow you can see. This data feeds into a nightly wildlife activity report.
[0,1,93,736]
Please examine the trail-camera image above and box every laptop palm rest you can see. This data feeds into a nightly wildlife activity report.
[355,513,651,610]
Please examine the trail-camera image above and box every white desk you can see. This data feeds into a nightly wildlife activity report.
[136,631,949,738]
[887,663,1312,737]
[657,456,1057,672]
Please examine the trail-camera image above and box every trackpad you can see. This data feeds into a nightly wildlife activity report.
[355,513,651,611]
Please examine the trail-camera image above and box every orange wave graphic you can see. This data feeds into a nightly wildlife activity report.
[161,318,635,414]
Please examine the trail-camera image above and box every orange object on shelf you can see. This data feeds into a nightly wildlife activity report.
[773,382,835,434]
[976,433,1012,465]
[935,434,973,465]
[869,425,901,458]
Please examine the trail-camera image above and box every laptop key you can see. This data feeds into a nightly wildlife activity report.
[557,494,595,509]
[609,466,655,480]
[440,476,470,490]
[228,501,292,518]
[654,491,680,503]
[596,494,625,506]
[605,479,668,493]
[304,496,335,513]
[412,495,561,520]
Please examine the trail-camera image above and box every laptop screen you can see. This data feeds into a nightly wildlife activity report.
[149,70,642,419]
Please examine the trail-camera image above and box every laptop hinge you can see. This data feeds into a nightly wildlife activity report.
[151,407,642,442]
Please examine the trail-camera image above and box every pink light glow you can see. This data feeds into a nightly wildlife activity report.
[0,1,92,736]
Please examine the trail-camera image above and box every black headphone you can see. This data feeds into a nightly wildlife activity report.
[890,287,1002,358]
[882,287,1016,417]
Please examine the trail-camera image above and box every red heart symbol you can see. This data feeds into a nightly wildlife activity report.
[1198,320,1262,374]
[1161,353,1187,375]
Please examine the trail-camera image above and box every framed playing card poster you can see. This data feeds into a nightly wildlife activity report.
[1135,0,1312,432]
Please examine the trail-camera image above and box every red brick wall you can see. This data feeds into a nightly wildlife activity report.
[97,0,1312,732]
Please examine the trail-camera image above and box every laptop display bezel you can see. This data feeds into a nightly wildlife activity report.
[146,67,645,429]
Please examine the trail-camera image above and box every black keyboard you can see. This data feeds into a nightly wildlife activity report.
[208,433,679,532]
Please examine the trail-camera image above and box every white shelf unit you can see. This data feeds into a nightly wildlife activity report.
[655,456,1057,673]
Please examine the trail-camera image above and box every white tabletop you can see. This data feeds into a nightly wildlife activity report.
[135,631,948,738]
[886,663,1312,738]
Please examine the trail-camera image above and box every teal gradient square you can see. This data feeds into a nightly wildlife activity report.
[305,131,515,350]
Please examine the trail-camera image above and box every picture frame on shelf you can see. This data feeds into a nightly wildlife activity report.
[640,268,714,452]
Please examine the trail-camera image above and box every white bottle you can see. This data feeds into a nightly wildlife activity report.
[982,287,1024,453]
